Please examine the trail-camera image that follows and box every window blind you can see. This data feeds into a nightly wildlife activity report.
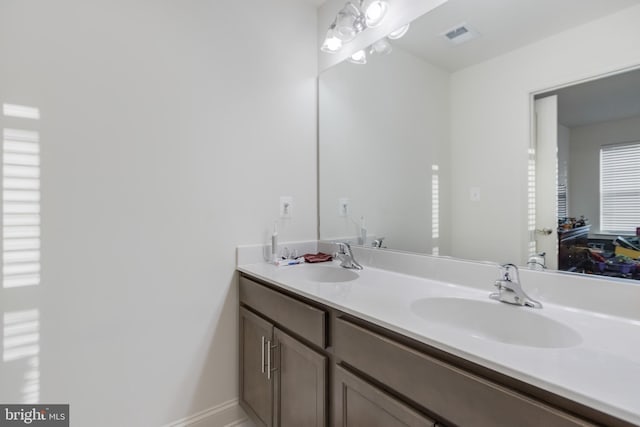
[600,142,640,234]
[557,183,568,219]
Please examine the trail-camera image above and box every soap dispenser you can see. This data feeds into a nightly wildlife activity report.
[271,222,278,263]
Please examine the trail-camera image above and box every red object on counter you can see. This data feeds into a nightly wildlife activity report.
[303,253,333,263]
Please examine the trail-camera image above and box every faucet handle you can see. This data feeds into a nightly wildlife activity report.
[334,241,363,270]
[499,263,519,281]
[372,237,386,248]
[492,262,542,308]
[336,241,351,253]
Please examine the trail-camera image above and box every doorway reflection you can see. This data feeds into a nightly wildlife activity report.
[536,69,640,280]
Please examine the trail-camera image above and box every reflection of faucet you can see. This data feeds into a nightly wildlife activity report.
[371,237,385,248]
[490,263,542,308]
[335,242,363,270]
[527,252,546,270]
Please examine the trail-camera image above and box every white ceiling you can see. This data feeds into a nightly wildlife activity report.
[394,0,640,71]
[539,68,640,128]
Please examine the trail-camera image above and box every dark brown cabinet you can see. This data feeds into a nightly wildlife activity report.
[334,316,594,427]
[239,277,328,427]
[274,328,326,426]
[240,307,274,427]
[239,273,632,427]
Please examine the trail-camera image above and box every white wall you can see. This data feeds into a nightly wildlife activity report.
[0,1,317,426]
[450,5,640,264]
[319,48,450,254]
[569,114,640,234]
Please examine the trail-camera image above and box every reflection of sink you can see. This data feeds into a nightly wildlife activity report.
[410,297,582,348]
[282,264,359,283]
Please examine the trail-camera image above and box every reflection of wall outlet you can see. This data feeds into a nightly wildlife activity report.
[280,196,293,218]
[470,187,481,202]
[338,198,350,217]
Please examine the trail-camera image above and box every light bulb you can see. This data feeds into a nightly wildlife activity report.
[388,23,410,40]
[369,38,392,55]
[348,50,367,65]
[321,35,343,53]
[321,24,343,53]
[361,0,388,28]
[335,2,365,42]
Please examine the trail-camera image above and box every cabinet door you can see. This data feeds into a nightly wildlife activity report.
[240,307,274,427]
[273,327,327,427]
[334,365,435,427]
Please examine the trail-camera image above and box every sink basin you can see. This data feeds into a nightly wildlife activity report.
[281,264,359,283]
[410,297,582,348]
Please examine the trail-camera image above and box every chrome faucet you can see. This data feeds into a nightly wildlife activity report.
[527,252,547,270]
[371,237,385,249]
[490,263,542,308]
[335,242,363,270]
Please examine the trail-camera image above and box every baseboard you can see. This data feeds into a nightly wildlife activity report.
[163,399,248,427]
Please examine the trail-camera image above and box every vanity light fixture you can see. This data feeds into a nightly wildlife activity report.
[348,49,367,65]
[387,23,410,40]
[369,37,393,55]
[348,23,408,65]
[320,0,390,54]
[335,2,366,42]
[321,22,343,53]
[360,0,389,28]
[347,23,408,65]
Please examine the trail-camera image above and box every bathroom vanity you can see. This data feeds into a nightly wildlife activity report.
[237,251,640,427]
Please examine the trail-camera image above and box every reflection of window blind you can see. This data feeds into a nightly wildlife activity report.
[2,104,41,406]
[3,103,41,289]
[557,184,567,219]
[600,142,640,233]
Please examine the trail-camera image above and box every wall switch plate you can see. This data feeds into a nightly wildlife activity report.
[280,196,293,218]
[338,197,350,217]
[470,187,481,202]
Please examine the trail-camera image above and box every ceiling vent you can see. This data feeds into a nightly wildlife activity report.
[441,23,480,45]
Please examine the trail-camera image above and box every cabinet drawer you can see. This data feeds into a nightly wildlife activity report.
[240,276,327,348]
[334,317,593,427]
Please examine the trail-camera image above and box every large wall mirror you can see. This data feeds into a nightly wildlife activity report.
[318,0,640,282]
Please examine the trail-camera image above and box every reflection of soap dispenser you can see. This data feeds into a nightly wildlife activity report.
[359,216,367,245]
[271,222,278,263]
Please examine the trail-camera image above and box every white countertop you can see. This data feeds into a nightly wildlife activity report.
[238,260,640,425]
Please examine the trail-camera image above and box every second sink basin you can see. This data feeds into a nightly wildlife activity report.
[411,297,582,348]
[281,263,359,283]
